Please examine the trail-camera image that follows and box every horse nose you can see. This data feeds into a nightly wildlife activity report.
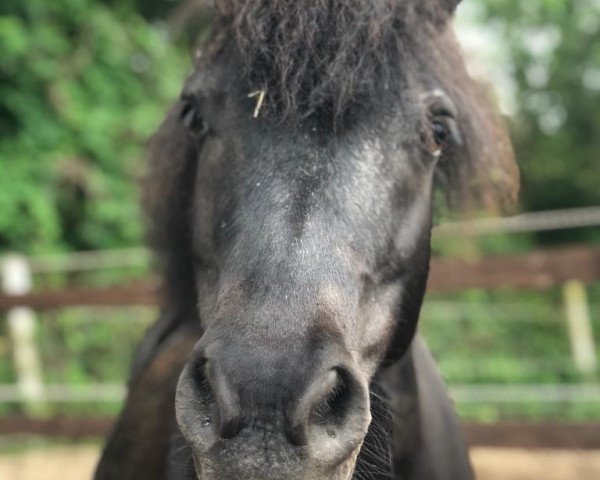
[287,367,364,446]
[186,354,243,440]
[181,348,370,448]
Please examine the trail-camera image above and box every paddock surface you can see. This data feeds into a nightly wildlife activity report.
[1,445,600,480]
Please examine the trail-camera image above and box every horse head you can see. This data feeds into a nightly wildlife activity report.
[139,1,518,478]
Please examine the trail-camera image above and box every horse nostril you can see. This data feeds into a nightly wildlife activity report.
[189,355,242,439]
[311,368,354,426]
[208,363,243,440]
[191,355,214,406]
[288,366,362,447]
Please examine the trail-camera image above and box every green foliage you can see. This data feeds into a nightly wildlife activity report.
[421,285,600,421]
[0,0,188,254]
[477,0,600,244]
[0,306,153,417]
[39,307,151,386]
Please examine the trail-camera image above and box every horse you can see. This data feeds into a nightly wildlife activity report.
[95,1,518,479]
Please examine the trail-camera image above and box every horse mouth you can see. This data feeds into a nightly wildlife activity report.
[190,444,361,480]
[182,416,364,480]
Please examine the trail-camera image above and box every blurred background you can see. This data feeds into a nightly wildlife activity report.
[0,0,599,479]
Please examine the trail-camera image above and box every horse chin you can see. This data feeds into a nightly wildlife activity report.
[190,444,361,480]
[192,465,358,480]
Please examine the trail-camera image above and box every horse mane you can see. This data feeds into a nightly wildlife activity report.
[423,27,519,210]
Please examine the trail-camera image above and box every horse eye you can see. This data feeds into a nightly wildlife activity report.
[181,100,209,138]
[431,120,450,148]
[429,116,462,155]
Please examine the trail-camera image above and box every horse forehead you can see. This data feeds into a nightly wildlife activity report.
[210,136,410,281]
[234,133,399,214]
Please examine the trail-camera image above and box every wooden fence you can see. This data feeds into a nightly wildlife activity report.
[1,245,599,311]
[1,415,600,449]
[1,244,599,447]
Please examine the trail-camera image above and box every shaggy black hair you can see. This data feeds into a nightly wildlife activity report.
[213,0,458,120]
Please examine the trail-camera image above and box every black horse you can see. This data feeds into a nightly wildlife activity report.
[96,1,518,479]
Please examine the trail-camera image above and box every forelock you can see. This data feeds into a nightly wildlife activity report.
[211,0,456,121]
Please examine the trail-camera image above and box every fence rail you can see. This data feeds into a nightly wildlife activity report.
[0,281,158,312]
[2,382,599,404]
[1,245,599,311]
[428,244,600,293]
[1,415,598,449]
[434,205,600,236]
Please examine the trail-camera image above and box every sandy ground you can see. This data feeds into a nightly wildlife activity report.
[1,446,600,479]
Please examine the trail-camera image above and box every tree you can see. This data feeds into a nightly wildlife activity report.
[0,0,188,253]
[478,0,600,244]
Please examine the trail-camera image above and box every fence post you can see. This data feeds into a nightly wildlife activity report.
[563,280,598,377]
[1,255,47,415]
